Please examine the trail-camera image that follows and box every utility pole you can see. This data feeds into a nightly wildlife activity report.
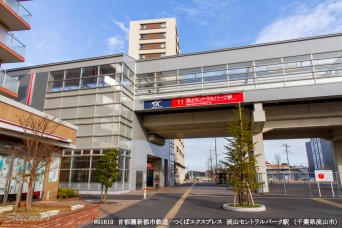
[215,138,217,170]
[209,150,213,171]
[283,144,291,180]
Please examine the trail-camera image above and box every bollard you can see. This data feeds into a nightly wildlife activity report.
[143,184,147,199]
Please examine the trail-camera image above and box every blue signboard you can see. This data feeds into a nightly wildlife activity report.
[144,99,172,109]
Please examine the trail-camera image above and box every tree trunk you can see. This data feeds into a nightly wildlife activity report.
[25,174,35,211]
[100,184,104,203]
[13,159,27,212]
[13,176,24,212]
[104,186,108,204]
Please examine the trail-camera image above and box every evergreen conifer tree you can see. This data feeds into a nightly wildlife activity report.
[222,103,263,206]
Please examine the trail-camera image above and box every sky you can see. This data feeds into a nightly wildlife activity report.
[4,0,342,171]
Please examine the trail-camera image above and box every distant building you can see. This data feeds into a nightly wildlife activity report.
[128,18,180,60]
[305,138,335,172]
[266,162,309,180]
[174,139,185,184]
[129,18,184,187]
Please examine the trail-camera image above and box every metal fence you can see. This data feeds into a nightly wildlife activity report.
[259,172,342,198]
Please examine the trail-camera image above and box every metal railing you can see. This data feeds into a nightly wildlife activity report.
[135,54,342,100]
[0,28,26,57]
[1,0,32,25]
[259,172,342,198]
[0,69,19,93]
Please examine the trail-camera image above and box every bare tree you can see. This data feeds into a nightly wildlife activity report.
[14,114,62,211]
[273,152,282,173]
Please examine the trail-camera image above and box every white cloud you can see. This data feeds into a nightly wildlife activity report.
[113,19,129,36]
[105,36,125,54]
[255,0,342,43]
[174,0,232,26]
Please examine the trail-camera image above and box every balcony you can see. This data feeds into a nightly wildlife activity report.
[0,69,19,98]
[0,0,31,31]
[0,28,26,63]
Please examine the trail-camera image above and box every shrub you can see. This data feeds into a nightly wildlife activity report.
[57,188,79,199]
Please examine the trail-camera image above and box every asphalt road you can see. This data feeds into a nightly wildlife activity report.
[87,182,342,227]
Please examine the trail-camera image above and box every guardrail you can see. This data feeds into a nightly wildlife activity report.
[0,28,26,57]
[0,70,19,93]
[2,0,32,25]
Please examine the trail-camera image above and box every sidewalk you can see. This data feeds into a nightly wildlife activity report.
[32,186,179,218]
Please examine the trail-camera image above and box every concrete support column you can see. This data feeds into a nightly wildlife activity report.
[251,103,268,193]
[253,132,269,193]
[332,139,342,186]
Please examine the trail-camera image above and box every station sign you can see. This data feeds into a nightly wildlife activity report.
[144,92,244,109]
[314,170,334,182]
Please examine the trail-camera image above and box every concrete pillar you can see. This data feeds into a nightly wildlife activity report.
[253,132,269,193]
[332,139,342,186]
[251,103,268,193]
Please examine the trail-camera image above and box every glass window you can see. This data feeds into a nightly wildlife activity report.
[81,66,97,77]
[283,61,311,68]
[93,150,101,155]
[90,170,98,183]
[313,58,339,65]
[313,51,342,60]
[64,79,80,90]
[71,170,89,182]
[61,157,72,169]
[125,157,131,170]
[64,150,71,156]
[49,81,63,92]
[229,61,253,69]
[65,68,81,79]
[255,58,281,66]
[122,76,133,92]
[203,65,226,72]
[59,170,70,182]
[91,156,102,169]
[179,68,201,75]
[283,55,311,63]
[99,64,117,75]
[228,67,253,74]
[83,150,91,155]
[98,75,118,87]
[73,150,82,155]
[124,170,130,182]
[72,156,91,169]
[119,156,124,169]
[81,76,97,88]
[50,70,64,81]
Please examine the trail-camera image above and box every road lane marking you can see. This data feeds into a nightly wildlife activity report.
[311,198,342,208]
[157,182,196,227]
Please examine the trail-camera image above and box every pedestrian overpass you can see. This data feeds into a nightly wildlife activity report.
[132,33,342,192]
